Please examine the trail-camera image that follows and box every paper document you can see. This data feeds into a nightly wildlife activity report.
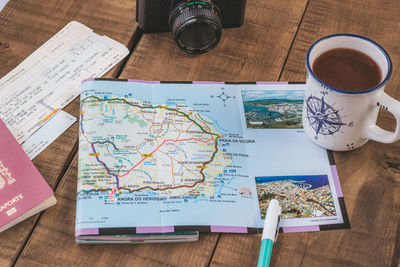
[0,21,129,144]
[21,110,76,159]
[0,0,8,12]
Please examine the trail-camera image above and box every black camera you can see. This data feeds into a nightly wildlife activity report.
[136,0,246,54]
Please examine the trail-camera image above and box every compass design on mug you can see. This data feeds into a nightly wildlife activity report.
[306,94,346,139]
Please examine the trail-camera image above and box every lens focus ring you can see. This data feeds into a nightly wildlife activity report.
[169,2,222,54]
[171,8,221,32]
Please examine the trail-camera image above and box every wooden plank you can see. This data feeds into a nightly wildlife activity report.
[120,0,308,82]
[0,0,136,266]
[279,0,400,266]
[209,233,310,267]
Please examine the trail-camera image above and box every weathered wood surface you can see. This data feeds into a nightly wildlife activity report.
[121,0,308,82]
[2,0,400,266]
[0,0,136,266]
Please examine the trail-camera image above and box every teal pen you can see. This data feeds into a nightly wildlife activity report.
[257,199,281,267]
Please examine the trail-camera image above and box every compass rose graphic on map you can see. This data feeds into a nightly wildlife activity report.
[210,88,235,107]
[306,94,346,139]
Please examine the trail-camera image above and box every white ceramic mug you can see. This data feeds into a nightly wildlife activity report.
[302,34,400,151]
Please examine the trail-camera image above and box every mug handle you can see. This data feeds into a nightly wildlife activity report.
[363,91,400,143]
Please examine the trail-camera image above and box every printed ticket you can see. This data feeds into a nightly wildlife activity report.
[21,110,76,159]
[0,21,129,145]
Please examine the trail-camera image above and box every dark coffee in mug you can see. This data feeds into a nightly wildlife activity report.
[304,34,400,151]
[312,48,382,92]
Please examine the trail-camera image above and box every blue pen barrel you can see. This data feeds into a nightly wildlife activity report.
[257,239,273,267]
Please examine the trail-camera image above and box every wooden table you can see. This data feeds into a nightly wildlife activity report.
[1,0,399,266]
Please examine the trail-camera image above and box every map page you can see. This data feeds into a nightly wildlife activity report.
[76,80,349,234]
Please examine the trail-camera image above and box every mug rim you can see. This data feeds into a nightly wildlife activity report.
[305,33,392,95]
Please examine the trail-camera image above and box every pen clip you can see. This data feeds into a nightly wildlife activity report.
[274,215,281,241]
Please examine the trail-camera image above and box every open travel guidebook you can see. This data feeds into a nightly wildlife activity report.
[75,79,350,243]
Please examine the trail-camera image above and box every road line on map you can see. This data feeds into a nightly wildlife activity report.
[79,96,222,193]
[118,137,213,178]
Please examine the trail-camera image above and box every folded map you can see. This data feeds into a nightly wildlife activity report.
[75,79,350,239]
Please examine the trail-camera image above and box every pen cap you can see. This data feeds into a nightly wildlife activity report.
[262,199,281,241]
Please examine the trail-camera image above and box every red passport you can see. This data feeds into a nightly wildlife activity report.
[0,119,56,233]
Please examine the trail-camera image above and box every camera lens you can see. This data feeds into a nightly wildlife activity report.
[169,1,222,54]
